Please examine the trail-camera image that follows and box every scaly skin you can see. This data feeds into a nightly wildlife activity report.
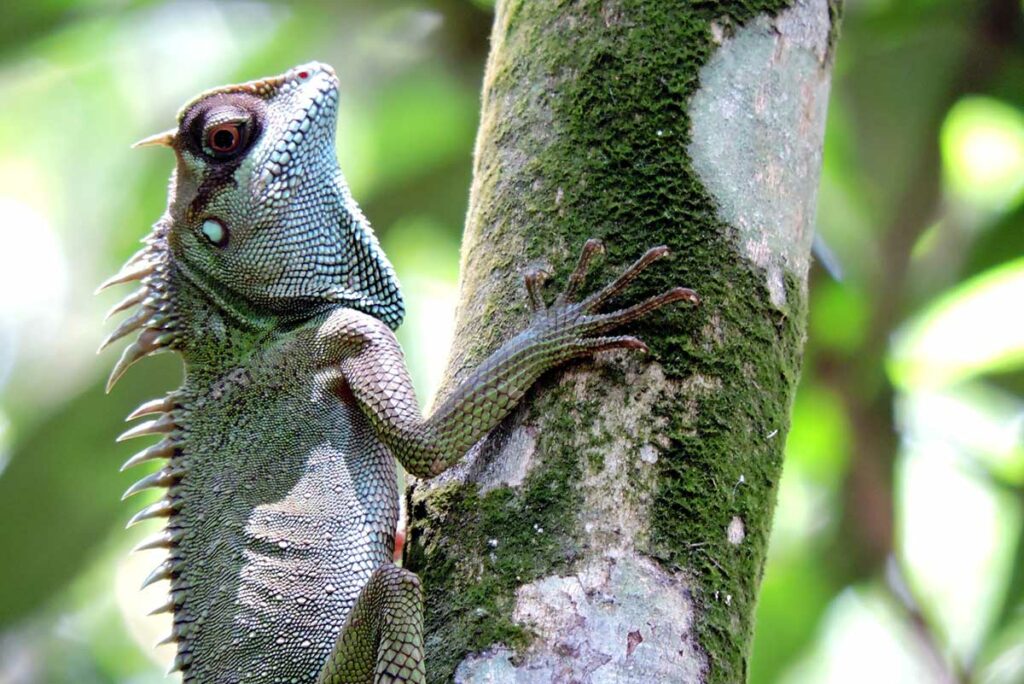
[99,62,698,683]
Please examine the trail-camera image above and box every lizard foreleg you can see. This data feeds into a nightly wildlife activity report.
[315,240,697,682]
[323,239,698,481]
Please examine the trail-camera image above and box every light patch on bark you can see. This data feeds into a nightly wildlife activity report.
[427,421,540,494]
[449,358,717,681]
[454,555,708,683]
[687,0,832,308]
[476,425,538,493]
[567,359,672,552]
[727,516,746,545]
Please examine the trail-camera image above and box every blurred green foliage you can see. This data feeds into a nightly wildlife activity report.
[0,1,1020,682]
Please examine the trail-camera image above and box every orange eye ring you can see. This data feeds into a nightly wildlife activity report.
[207,123,242,154]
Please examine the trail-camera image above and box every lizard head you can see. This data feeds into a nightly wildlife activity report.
[99,62,404,389]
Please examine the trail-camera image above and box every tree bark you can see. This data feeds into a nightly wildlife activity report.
[405,1,840,682]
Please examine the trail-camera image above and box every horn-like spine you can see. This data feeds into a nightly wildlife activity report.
[95,260,156,294]
[121,438,178,471]
[148,590,188,617]
[133,128,176,149]
[132,528,183,552]
[148,597,175,616]
[127,498,176,527]
[101,246,152,285]
[106,328,177,393]
[167,651,193,675]
[122,467,182,500]
[105,288,147,321]
[146,311,172,331]
[97,306,156,353]
[117,413,177,441]
[155,633,177,648]
[141,559,177,589]
[126,395,177,421]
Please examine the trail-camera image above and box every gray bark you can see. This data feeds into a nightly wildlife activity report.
[405,1,839,682]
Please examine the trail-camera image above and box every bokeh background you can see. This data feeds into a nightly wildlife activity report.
[0,1,1021,682]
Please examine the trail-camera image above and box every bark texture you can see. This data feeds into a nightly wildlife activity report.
[404,1,839,681]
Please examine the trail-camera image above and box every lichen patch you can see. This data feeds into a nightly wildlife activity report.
[565,360,680,552]
[687,0,831,309]
[455,555,708,683]
[478,425,539,493]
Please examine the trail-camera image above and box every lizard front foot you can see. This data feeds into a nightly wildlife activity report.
[522,238,699,357]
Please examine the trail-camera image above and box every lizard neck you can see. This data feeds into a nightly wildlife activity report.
[169,265,283,373]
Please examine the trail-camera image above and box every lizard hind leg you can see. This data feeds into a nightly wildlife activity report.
[317,564,426,684]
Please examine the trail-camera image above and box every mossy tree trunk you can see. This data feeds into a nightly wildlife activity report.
[405,1,840,681]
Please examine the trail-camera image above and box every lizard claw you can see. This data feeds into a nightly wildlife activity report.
[524,239,698,363]
[523,268,551,312]
[556,238,605,305]
[581,244,672,313]
[581,286,699,337]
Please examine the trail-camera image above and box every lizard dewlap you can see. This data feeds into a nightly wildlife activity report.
[99,61,697,683]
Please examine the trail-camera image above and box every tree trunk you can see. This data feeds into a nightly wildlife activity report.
[405,1,840,682]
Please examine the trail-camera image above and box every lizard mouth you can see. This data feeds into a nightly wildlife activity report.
[96,218,181,392]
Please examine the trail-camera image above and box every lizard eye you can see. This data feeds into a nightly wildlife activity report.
[183,98,262,161]
[207,123,244,156]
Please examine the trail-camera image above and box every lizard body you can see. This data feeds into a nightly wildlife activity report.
[100,62,697,683]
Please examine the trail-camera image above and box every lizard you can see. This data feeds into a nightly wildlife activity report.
[98,61,699,683]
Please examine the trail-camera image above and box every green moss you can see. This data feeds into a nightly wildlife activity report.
[649,274,806,682]
[409,0,831,682]
[407,384,591,682]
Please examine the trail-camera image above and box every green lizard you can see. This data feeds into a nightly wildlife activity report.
[99,62,698,683]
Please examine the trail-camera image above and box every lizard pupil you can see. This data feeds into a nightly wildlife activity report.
[208,124,241,154]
